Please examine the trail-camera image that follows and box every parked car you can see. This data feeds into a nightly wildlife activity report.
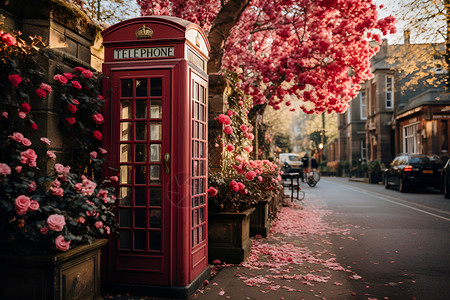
[384,154,443,192]
[279,153,303,180]
[441,158,450,198]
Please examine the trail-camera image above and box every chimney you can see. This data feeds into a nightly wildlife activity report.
[404,30,410,45]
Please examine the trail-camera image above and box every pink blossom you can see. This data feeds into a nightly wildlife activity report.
[80,175,97,196]
[77,216,86,223]
[71,81,82,89]
[18,111,26,119]
[0,163,11,176]
[2,111,8,118]
[28,181,37,192]
[35,88,47,98]
[227,110,234,116]
[208,187,218,197]
[97,95,104,101]
[15,166,22,173]
[82,69,93,78]
[67,104,77,114]
[40,227,49,234]
[50,185,64,197]
[21,102,30,113]
[244,146,253,153]
[90,151,97,159]
[72,99,79,105]
[22,138,31,147]
[229,180,240,192]
[95,221,103,229]
[237,182,245,190]
[55,235,71,251]
[110,176,118,181]
[47,150,56,159]
[11,132,24,143]
[226,143,235,152]
[217,114,231,125]
[40,137,51,145]
[247,133,255,141]
[2,33,16,46]
[63,72,74,80]
[240,124,248,132]
[258,176,263,182]
[8,74,22,87]
[53,74,68,85]
[66,117,76,125]
[98,147,107,154]
[246,171,257,181]
[29,200,39,211]
[92,113,104,124]
[54,163,70,174]
[15,195,31,215]
[74,183,82,190]
[86,210,93,217]
[20,149,37,167]
[30,122,37,131]
[40,83,53,93]
[93,130,102,140]
[47,214,66,231]
[74,66,86,73]
[105,226,111,234]
[223,125,233,135]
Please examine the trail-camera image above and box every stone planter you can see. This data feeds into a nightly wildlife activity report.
[0,239,107,300]
[208,207,255,264]
[250,198,271,238]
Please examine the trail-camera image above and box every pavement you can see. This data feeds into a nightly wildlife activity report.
[103,177,364,300]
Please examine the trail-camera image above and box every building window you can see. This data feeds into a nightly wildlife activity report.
[385,75,393,109]
[360,90,367,120]
[403,123,419,154]
[360,138,366,162]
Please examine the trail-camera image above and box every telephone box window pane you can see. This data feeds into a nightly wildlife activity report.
[149,210,161,228]
[134,231,146,250]
[149,231,161,251]
[150,144,161,162]
[194,103,199,119]
[200,105,204,122]
[149,188,161,206]
[150,78,162,96]
[199,85,204,103]
[194,82,199,100]
[194,141,199,158]
[150,100,162,118]
[120,122,132,141]
[135,187,146,206]
[200,207,205,223]
[120,165,132,184]
[194,210,199,226]
[135,210,146,228]
[121,100,132,119]
[119,208,131,227]
[135,144,147,162]
[193,160,198,176]
[119,230,131,249]
[149,165,160,184]
[121,79,133,97]
[135,122,147,140]
[150,123,161,140]
[135,100,147,119]
[199,161,204,176]
[120,187,132,206]
[120,144,132,162]
[194,121,198,139]
[199,142,204,157]
[135,78,147,98]
[135,165,147,184]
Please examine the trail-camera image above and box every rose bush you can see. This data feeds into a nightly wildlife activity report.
[0,27,118,254]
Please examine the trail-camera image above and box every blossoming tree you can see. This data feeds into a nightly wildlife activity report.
[137,0,396,114]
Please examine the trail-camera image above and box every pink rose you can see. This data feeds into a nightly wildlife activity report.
[8,74,22,87]
[105,226,110,234]
[63,72,73,80]
[240,124,248,132]
[95,221,103,229]
[47,150,56,159]
[28,181,37,192]
[55,235,71,251]
[97,95,103,101]
[208,187,218,197]
[227,110,234,116]
[72,99,79,105]
[47,214,66,231]
[18,111,26,119]
[53,74,68,85]
[110,176,118,182]
[2,33,17,46]
[90,151,97,159]
[15,195,31,215]
[98,148,107,154]
[67,104,77,114]
[229,180,240,192]
[40,137,51,145]
[77,216,86,223]
[54,163,70,174]
[247,133,255,140]
[92,113,104,124]
[15,166,22,173]
[74,66,86,73]
[66,117,76,125]
[28,200,39,211]
[0,163,11,176]
[22,138,31,147]
[2,111,8,118]
[35,88,47,98]
[71,81,82,89]
[217,114,231,125]
[40,83,53,93]
[82,69,93,78]
[237,182,245,190]
[244,146,253,153]
[74,183,82,190]
[226,143,235,152]
[223,125,233,135]
[258,176,263,182]
[246,171,257,181]
[93,130,102,140]
[40,227,49,234]
[11,132,24,143]
[20,149,37,167]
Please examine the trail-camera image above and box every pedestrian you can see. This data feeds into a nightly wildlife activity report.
[311,155,318,171]
[302,154,309,182]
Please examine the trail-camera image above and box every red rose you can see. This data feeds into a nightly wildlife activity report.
[53,74,68,85]
[21,103,31,113]
[71,81,82,89]
[2,33,16,46]
[63,73,73,80]
[208,187,218,197]
[74,66,86,73]
[8,74,22,87]
[35,88,47,98]
[92,113,104,124]
[97,95,103,100]
[67,104,77,114]
[93,130,102,140]
[30,122,38,131]
[66,117,76,125]
[82,69,93,78]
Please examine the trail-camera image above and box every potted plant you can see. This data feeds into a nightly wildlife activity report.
[0,28,118,300]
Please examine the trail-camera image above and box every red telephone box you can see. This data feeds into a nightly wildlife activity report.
[101,16,209,297]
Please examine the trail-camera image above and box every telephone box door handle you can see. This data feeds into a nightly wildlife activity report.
[164,153,171,174]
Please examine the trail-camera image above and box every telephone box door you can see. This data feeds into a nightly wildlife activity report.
[110,69,171,285]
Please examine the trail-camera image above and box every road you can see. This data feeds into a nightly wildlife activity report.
[311,177,450,300]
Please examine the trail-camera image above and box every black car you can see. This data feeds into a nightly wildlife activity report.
[441,158,450,198]
[384,154,443,192]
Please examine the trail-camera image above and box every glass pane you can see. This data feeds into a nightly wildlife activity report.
[149,187,161,206]
[135,231,146,250]
[150,78,162,96]
[199,142,204,158]
[200,207,204,223]
[149,210,161,228]
[199,160,204,176]
[194,82,199,100]
[195,209,199,226]
[121,79,132,97]
[195,103,199,119]
[120,165,132,184]
[199,85,204,103]
[119,230,131,249]
[149,231,161,251]
[135,78,147,97]
[149,165,160,184]
[150,144,161,162]
[194,121,198,139]
[121,100,132,119]
[194,141,198,158]
[150,100,162,118]
[135,165,147,184]
[135,187,146,206]
[135,122,147,140]
[135,144,147,162]
[120,144,132,162]
[119,208,131,227]
[120,187,132,206]
[200,105,205,122]
[135,100,147,119]
[135,210,146,228]
[193,160,198,176]
[150,123,161,140]
[120,122,132,141]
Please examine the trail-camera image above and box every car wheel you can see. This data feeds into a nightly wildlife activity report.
[399,176,408,193]
[384,175,390,189]
[444,174,450,199]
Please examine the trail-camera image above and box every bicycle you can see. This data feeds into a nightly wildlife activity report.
[306,170,321,187]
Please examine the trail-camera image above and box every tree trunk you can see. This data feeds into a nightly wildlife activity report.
[207,0,251,74]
